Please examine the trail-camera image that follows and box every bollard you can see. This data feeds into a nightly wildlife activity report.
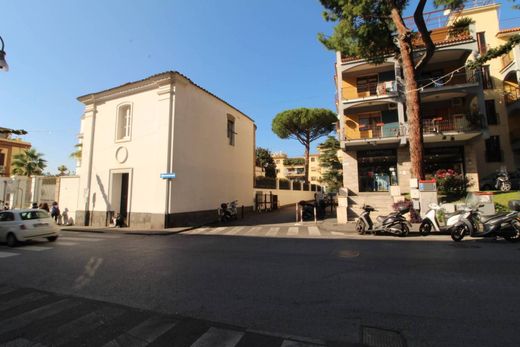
[241,205,244,219]
[314,206,317,223]
[295,203,298,222]
[300,206,303,223]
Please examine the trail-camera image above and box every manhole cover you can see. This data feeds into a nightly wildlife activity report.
[362,326,405,347]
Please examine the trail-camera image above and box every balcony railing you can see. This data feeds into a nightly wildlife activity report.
[422,114,481,134]
[417,71,477,90]
[345,122,402,140]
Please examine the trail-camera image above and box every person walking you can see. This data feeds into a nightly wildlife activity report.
[50,201,60,223]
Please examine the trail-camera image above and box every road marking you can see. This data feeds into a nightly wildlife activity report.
[187,228,208,234]
[102,315,177,347]
[74,233,121,239]
[191,327,244,347]
[331,231,345,236]
[246,226,262,235]
[0,251,19,258]
[209,227,227,234]
[59,237,103,242]
[18,246,53,252]
[266,227,279,236]
[287,227,299,236]
[308,226,321,236]
[225,227,244,235]
[55,241,78,246]
[0,292,48,312]
[281,339,324,346]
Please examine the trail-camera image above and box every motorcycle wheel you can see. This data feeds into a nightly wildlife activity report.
[500,182,512,192]
[504,220,520,243]
[399,224,410,237]
[451,224,467,242]
[356,219,366,235]
[419,220,432,236]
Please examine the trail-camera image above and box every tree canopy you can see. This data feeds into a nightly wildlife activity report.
[318,136,343,192]
[11,148,47,176]
[255,147,277,179]
[272,108,337,183]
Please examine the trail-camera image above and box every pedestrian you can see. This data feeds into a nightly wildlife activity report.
[40,202,50,212]
[62,208,69,225]
[50,201,60,223]
[3,202,9,210]
[32,202,38,209]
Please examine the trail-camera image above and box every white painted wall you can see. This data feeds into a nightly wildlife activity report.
[171,77,255,213]
[58,176,80,224]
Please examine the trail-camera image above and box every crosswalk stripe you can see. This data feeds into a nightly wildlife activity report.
[72,233,121,239]
[331,231,345,236]
[308,226,321,236]
[187,228,208,234]
[280,339,324,346]
[209,227,227,234]
[0,251,19,258]
[266,227,279,237]
[287,227,299,236]
[0,292,48,312]
[55,241,78,246]
[3,338,46,347]
[18,246,53,252]
[225,227,244,235]
[191,327,244,347]
[246,226,262,234]
[59,237,103,242]
[102,315,177,347]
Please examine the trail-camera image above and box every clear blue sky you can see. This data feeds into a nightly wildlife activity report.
[1,1,518,174]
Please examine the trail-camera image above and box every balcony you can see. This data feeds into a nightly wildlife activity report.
[417,71,477,91]
[421,114,482,142]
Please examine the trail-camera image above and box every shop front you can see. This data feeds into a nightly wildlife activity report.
[357,149,398,192]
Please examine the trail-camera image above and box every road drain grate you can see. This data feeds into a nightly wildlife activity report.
[362,326,405,347]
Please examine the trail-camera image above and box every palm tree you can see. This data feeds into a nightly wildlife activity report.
[70,143,82,160]
[11,148,47,176]
[57,165,69,176]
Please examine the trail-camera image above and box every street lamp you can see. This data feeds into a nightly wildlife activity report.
[0,35,9,72]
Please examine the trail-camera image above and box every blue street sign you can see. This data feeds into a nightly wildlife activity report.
[160,173,176,179]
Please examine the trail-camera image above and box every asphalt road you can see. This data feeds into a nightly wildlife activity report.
[1,228,520,346]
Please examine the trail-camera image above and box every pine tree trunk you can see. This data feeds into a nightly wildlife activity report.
[390,6,425,180]
[304,140,310,185]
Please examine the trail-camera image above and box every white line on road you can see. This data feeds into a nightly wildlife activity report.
[71,233,121,239]
[191,327,244,347]
[308,226,321,236]
[0,251,19,258]
[209,227,227,234]
[18,246,53,252]
[225,227,244,235]
[287,227,299,236]
[331,231,346,236]
[246,226,262,235]
[59,237,103,242]
[103,315,177,347]
[186,228,208,234]
[266,227,279,236]
[55,242,79,246]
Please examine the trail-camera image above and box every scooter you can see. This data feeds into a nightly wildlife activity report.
[495,168,512,192]
[419,203,468,236]
[451,200,520,242]
[218,200,238,222]
[356,204,411,237]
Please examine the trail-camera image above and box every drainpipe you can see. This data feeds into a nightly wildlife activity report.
[161,79,175,227]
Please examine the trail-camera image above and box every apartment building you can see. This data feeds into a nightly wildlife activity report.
[272,152,322,186]
[334,1,519,218]
[0,128,31,177]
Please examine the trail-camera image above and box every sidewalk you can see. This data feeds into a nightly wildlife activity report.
[60,225,195,235]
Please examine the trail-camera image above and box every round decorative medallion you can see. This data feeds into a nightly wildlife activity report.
[115,146,128,163]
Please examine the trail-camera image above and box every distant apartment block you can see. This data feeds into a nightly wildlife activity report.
[272,152,323,186]
[0,128,31,177]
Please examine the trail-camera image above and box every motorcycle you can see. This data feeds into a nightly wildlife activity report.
[356,204,411,237]
[218,200,238,222]
[495,168,512,192]
[451,200,520,242]
[419,203,468,236]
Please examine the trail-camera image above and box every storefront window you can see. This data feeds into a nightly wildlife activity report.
[423,146,465,178]
[358,149,397,192]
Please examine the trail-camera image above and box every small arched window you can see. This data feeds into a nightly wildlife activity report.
[116,104,132,141]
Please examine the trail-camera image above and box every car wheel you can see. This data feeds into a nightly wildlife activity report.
[47,236,58,242]
[355,219,366,235]
[419,220,432,236]
[6,233,18,248]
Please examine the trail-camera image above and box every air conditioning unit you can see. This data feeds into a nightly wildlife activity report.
[451,97,464,107]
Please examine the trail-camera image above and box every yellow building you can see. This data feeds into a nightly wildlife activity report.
[0,128,31,177]
[335,1,518,205]
[272,152,323,186]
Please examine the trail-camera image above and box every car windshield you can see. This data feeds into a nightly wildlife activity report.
[20,211,50,220]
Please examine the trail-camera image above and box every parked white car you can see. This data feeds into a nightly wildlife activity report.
[0,209,60,247]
